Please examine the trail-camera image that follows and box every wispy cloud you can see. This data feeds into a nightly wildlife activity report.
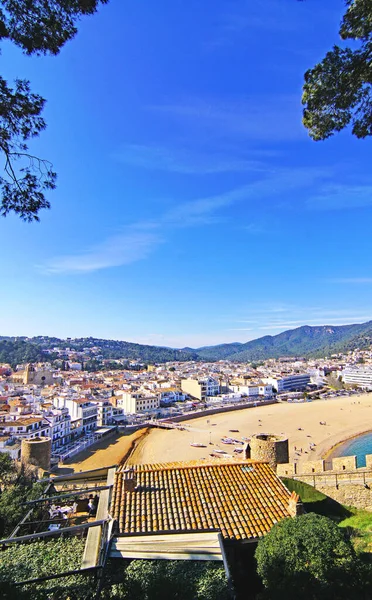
[40,231,162,275]
[307,185,372,211]
[113,144,264,175]
[148,96,306,142]
[231,304,372,332]
[41,167,327,275]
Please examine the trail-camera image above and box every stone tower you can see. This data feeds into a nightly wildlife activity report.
[21,437,51,472]
[248,433,289,471]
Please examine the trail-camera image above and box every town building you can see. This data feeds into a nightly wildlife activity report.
[43,408,71,450]
[0,416,50,439]
[53,397,98,435]
[116,392,159,414]
[263,373,310,392]
[181,377,220,400]
[93,399,114,426]
[342,366,372,389]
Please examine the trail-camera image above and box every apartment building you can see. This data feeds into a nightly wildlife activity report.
[158,388,187,404]
[43,408,71,450]
[0,416,49,439]
[181,377,220,401]
[54,397,98,434]
[93,399,114,426]
[230,383,273,397]
[263,373,310,392]
[117,392,160,414]
[342,366,372,389]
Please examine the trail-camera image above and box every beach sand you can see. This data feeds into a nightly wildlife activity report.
[59,428,147,473]
[127,393,372,466]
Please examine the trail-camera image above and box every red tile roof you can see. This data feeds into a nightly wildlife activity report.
[111,460,292,541]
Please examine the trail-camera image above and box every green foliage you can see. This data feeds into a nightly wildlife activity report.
[0,0,108,220]
[0,462,47,536]
[0,537,94,599]
[198,321,372,361]
[302,0,372,140]
[0,339,53,367]
[281,478,327,504]
[255,513,367,599]
[0,336,199,365]
[102,560,230,600]
[0,550,229,600]
[0,452,17,488]
[3,321,372,366]
[339,508,372,553]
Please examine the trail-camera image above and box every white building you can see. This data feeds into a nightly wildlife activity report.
[230,383,273,397]
[0,435,21,460]
[0,416,50,439]
[93,399,114,426]
[68,362,82,371]
[43,408,71,450]
[181,377,220,400]
[342,366,372,389]
[117,392,159,415]
[158,389,187,404]
[54,397,97,435]
[263,374,310,392]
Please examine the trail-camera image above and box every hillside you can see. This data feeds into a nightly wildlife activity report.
[195,322,372,362]
[1,321,372,367]
[195,342,243,361]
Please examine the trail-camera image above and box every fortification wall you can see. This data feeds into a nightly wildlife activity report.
[313,483,372,511]
[277,453,372,510]
[277,454,372,477]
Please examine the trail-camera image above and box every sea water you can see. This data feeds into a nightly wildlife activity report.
[330,431,372,468]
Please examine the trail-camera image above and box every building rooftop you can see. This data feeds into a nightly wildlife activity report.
[112,460,292,541]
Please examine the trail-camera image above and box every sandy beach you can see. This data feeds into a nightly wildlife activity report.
[127,393,372,466]
[60,428,148,473]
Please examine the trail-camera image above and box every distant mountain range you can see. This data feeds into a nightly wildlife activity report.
[193,321,372,362]
[1,321,372,366]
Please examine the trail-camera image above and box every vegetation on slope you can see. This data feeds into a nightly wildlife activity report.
[1,320,372,366]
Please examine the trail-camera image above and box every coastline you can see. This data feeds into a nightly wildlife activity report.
[128,392,372,466]
[59,392,372,472]
[322,429,372,462]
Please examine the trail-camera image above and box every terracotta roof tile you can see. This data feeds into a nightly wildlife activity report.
[111,460,291,541]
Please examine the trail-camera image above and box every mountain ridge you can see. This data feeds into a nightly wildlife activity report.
[1,321,372,365]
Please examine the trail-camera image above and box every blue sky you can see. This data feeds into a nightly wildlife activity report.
[1,0,372,348]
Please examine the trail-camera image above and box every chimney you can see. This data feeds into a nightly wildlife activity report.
[288,491,303,517]
[123,476,136,492]
[122,467,137,492]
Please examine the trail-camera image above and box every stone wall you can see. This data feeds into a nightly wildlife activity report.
[277,453,372,510]
[315,483,372,511]
[277,454,372,477]
[332,456,357,471]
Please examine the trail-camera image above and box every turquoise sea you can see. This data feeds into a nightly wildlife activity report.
[330,431,372,468]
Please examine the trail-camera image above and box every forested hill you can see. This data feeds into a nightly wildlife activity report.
[1,321,372,366]
[194,322,372,361]
[0,336,198,365]
[0,340,56,367]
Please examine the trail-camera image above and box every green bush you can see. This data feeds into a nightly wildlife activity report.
[255,513,369,599]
